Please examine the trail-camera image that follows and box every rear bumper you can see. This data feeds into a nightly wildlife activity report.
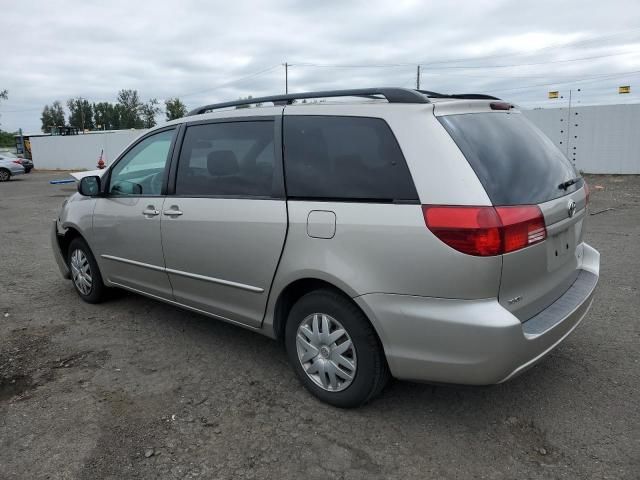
[354,243,600,385]
[51,220,70,279]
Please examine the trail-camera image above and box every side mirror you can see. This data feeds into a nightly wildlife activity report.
[78,176,101,196]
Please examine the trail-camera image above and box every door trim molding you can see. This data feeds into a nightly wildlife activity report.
[165,267,264,292]
[101,254,264,293]
[101,254,166,272]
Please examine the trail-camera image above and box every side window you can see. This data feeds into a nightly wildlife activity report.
[283,116,418,202]
[175,121,276,197]
[109,129,175,195]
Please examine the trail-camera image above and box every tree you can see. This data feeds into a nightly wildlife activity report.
[116,89,143,128]
[0,130,16,148]
[40,100,65,132]
[41,105,53,132]
[164,97,187,121]
[0,89,7,127]
[140,98,161,128]
[51,101,65,126]
[93,102,121,130]
[67,97,94,130]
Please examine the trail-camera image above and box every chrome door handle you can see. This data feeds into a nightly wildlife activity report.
[163,208,183,216]
[142,208,160,216]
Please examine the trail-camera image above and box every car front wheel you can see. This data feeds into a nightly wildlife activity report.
[285,289,389,408]
[68,237,107,303]
[0,168,10,182]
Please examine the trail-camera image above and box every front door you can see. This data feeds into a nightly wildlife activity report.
[92,128,176,299]
[160,119,287,328]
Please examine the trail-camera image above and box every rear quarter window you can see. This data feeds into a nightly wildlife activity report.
[283,116,418,202]
[438,112,581,205]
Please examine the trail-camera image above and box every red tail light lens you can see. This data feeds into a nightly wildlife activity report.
[422,205,547,256]
[12,160,22,165]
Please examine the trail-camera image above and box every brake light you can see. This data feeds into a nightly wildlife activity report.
[12,160,22,165]
[490,102,513,111]
[422,205,547,256]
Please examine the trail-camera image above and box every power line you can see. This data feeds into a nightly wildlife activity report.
[290,49,638,70]
[488,69,640,93]
[1,65,282,113]
[180,64,281,97]
[290,27,640,70]
[417,26,640,66]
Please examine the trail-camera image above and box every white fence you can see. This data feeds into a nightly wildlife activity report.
[30,130,144,170]
[523,103,640,174]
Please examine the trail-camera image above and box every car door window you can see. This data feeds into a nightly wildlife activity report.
[175,121,275,197]
[283,116,418,202]
[109,129,175,195]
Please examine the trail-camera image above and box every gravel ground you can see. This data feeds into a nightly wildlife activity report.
[0,172,638,479]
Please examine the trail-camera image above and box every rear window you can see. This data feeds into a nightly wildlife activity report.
[439,112,581,205]
[283,116,418,202]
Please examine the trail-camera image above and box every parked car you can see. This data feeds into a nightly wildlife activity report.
[0,151,32,173]
[52,88,599,407]
[18,158,34,173]
[0,153,25,181]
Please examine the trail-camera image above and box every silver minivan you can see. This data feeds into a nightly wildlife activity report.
[52,88,599,407]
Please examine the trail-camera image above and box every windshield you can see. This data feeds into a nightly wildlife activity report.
[439,112,581,205]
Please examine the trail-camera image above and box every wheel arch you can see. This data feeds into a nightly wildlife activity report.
[58,224,90,260]
[268,277,387,357]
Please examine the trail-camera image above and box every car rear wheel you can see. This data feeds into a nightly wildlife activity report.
[68,237,107,303]
[0,168,10,182]
[285,289,389,408]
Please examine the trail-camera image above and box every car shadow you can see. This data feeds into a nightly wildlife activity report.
[103,288,576,417]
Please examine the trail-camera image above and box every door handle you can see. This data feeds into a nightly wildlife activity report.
[142,207,160,217]
[163,206,183,216]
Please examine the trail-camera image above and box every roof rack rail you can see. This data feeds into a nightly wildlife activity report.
[417,90,501,100]
[187,87,429,115]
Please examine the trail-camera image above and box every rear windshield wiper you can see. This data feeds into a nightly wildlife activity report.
[558,177,581,191]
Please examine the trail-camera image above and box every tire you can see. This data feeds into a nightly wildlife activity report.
[67,237,108,303]
[0,168,10,182]
[285,289,389,408]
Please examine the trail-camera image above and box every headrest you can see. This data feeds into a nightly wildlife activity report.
[207,150,239,176]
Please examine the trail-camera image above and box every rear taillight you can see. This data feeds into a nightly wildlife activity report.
[422,205,547,256]
[12,160,22,165]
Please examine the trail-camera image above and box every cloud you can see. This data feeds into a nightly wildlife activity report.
[1,0,639,132]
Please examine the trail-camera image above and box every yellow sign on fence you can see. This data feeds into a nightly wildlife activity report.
[548,91,559,99]
[619,86,631,94]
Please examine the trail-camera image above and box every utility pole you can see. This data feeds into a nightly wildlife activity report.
[416,65,421,90]
[284,62,289,94]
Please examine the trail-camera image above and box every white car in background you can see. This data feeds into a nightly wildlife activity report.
[0,153,25,181]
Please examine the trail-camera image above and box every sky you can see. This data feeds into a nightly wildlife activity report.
[1,0,640,133]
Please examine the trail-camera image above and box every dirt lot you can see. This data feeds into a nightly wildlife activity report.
[0,172,638,479]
